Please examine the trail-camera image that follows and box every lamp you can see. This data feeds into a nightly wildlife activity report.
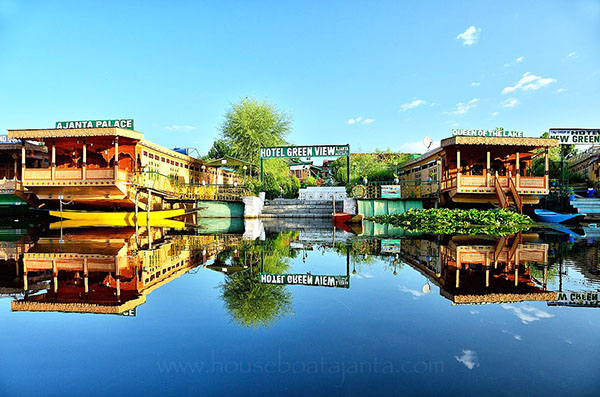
[221,159,227,165]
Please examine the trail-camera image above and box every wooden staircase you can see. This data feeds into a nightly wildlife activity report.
[493,172,523,213]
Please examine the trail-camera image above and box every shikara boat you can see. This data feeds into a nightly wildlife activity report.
[534,209,584,224]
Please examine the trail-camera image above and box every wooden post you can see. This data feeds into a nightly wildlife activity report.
[515,265,519,287]
[486,151,490,187]
[516,152,520,188]
[135,190,139,246]
[147,189,152,249]
[486,267,490,287]
[13,157,18,180]
[456,149,461,190]
[51,141,56,181]
[115,258,120,299]
[21,144,26,173]
[544,148,549,190]
[84,258,89,294]
[82,140,87,180]
[455,268,460,289]
[23,261,28,291]
[52,258,58,293]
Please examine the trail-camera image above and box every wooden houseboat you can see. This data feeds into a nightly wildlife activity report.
[399,134,558,209]
[7,228,242,314]
[7,125,241,210]
[400,234,554,304]
[0,137,47,209]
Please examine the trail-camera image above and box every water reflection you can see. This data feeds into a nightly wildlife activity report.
[1,221,599,320]
[3,226,242,315]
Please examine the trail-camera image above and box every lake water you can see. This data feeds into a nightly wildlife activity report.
[0,218,599,396]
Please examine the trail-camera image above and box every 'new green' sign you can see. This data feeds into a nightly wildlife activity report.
[56,119,135,130]
[260,145,350,159]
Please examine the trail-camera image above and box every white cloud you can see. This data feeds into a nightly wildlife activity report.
[166,125,196,132]
[516,56,524,62]
[456,26,481,46]
[455,350,479,370]
[568,51,577,57]
[502,304,554,324]
[491,112,499,117]
[471,82,481,86]
[401,99,427,111]
[347,117,375,125]
[556,88,567,93]
[452,98,479,115]
[398,140,441,153]
[502,98,519,108]
[469,310,479,315]
[398,285,423,298]
[502,72,557,94]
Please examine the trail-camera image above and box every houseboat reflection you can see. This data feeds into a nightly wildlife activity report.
[397,233,555,304]
[7,228,242,315]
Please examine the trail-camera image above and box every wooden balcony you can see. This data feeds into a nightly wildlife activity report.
[22,167,126,186]
[441,174,548,195]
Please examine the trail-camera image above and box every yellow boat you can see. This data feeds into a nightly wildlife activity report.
[48,209,186,227]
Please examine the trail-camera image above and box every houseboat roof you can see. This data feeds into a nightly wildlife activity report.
[7,127,144,141]
[441,136,559,148]
[400,136,558,169]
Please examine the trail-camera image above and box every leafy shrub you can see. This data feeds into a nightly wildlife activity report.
[368,208,533,236]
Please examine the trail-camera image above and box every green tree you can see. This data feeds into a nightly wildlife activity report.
[205,138,230,160]
[219,97,291,166]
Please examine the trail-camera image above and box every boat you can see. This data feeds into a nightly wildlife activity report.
[534,209,584,224]
[332,212,364,224]
[48,208,185,226]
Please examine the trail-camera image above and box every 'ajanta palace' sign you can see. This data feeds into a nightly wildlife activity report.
[56,119,135,130]
[260,145,350,159]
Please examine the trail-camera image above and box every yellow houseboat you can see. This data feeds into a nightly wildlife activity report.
[399,130,558,209]
[8,121,241,210]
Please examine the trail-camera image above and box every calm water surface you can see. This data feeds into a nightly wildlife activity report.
[0,219,599,396]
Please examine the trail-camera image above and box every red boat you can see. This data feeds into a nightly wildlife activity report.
[332,212,352,223]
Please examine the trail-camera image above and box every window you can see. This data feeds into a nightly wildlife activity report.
[143,151,148,156]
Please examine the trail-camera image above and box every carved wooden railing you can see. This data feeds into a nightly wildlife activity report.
[508,172,523,213]
[494,173,508,209]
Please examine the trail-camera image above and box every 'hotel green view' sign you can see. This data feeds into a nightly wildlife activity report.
[56,119,135,130]
[452,127,523,138]
[260,273,350,289]
[260,144,350,159]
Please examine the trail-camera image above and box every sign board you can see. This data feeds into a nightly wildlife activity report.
[0,135,22,144]
[452,127,523,138]
[381,185,402,199]
[548,291,599,308]
[120,308,137,317]
[548,128,600,145]
[260,145,350,159]
[56,119,135,130]
[260,273,349,288]
[381,239,402,254]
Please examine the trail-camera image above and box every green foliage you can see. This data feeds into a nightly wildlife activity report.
[218,232,298,328]
[303,176,317,186]
[205,138,230,160]
[329,151,413,185]
[531,132,579,180]
[368,208,534,236]
[219,97,291,167]
[220,267,293,329]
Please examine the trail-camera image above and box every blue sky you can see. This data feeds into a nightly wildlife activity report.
[0,0,598,154]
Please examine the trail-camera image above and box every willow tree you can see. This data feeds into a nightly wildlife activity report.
[220,97,291,167]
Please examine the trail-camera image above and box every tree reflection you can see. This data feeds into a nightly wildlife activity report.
[220,267,293,328]
[218,232,298,328]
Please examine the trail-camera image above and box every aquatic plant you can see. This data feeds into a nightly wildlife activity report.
[367,208,533,236]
